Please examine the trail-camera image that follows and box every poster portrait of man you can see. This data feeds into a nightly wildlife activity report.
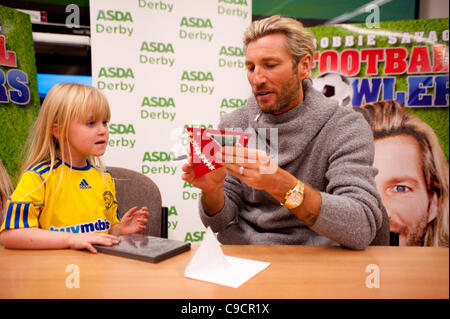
[355,101,449,247]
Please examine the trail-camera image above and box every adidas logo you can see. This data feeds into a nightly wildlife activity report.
[79,179,92,190]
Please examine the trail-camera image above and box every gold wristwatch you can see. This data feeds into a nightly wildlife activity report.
[281,180,305,209]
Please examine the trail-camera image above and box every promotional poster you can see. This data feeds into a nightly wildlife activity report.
[308,18,448,158]
[309,18,449,246]
[0,5,40,183]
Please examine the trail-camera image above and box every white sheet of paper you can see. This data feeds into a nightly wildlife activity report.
[184,227,270,288]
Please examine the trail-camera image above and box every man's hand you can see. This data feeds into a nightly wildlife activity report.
[216,146,285,195]
[217,145,322,226]
[181,156,227,215]
[181,157,227,193]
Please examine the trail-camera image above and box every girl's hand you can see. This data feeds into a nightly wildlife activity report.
[68,233,120,253]
[117,206,149,235]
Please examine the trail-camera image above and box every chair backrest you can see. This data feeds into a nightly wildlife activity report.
[369,203,390,246]
[107,166,165,237]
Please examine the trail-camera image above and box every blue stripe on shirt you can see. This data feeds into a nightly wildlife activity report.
[4,203,13,230]
[37,160,62,175]
[28,160,51,172]
[14,203,22,229]
[23,203,30,228]
[37,165,52,175]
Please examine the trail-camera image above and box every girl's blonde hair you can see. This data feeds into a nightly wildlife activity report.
[355,100,449,247]
[21,83,111,179]
[0,158,13,225]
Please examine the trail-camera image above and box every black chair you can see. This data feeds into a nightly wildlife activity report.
[107,166,168,238]
[389,232,399,246]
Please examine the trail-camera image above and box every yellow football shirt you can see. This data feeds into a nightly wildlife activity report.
[0,159,120,234]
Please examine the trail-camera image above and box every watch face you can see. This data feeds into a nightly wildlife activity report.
[289,192,302,206]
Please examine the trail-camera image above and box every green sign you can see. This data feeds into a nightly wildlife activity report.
[0,5,40,183]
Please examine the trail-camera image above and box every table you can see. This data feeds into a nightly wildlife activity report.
[0,245,448,299]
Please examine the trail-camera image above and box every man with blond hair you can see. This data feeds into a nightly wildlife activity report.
[182,15,388,249]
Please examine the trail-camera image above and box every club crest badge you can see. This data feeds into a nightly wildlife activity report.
[103,190,114,210]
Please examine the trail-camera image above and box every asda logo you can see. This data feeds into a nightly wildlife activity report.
[140,41,175,53]
[219,46,244,57]
[138,0,174,12]
[217,0,248,19]
[181,71,214,81]
[98,67,134,78]
[142,152,176,175]
[143,151,176,162]
[218,0,248,4]
[180,17,213,28]
[141,96,176,107]
[139,42,175,67]
[182,182,201,201]
[183,181,197,189]
[97,67,135,93]
[96,10,133,22]
[109,124,136,148]
[220,98,247,108]
[218,46,245,69]
[185,231,206,242]
[109,123,135,134]
[182,124,213,133]
[179,16,213,42]
[141,97,176,120]
[167,205,178,231]
[168,206,178,216]
[180,71,214,94]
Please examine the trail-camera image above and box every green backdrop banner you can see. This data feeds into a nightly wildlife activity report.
[0,5,40,184]
[254,0,416,22]
[308,18,449,160]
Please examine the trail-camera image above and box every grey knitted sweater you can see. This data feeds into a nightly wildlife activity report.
[199,80,384,249]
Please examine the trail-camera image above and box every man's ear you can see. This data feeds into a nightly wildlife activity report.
[297,54,312,79]
[51,123,60,139]
[427,192,439,223]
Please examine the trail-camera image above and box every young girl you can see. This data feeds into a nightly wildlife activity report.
[0,83,148,253]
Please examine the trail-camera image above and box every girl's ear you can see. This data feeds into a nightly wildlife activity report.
[51,123,60,139]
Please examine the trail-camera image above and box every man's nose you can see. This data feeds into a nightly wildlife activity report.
[250,66,266,87]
